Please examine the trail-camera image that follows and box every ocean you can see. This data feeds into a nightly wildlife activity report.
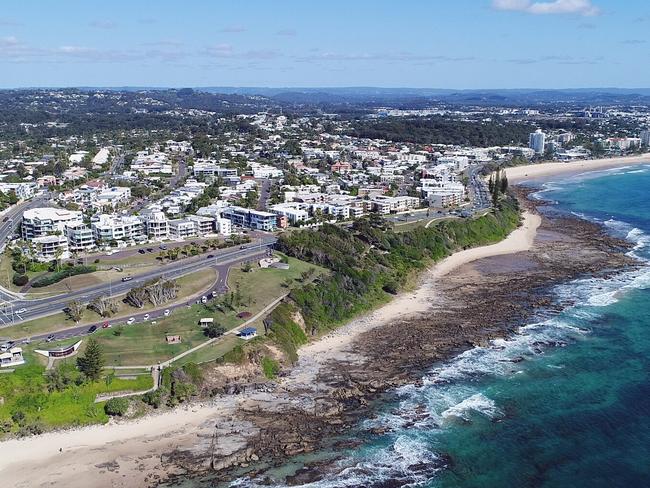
[225,165,650,487]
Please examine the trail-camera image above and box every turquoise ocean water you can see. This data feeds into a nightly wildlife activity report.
[224,165,650,487]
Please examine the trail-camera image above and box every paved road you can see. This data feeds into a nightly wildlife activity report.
[5,247,272,344]
[256,178,272,211]
[0,237,277,326]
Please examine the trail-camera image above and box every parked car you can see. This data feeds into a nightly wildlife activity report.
[201,296,208,304]
[88,325,97,333]
[138,249,146,254]
[163,309,171,317]
[102,321,111,329]
[121,276,133,282]
[239,245,246,250]
[127,317,135,325]
[159,245,167,250]
[46,335,55,342]
[143,314,150,321]
[17,308,27,314]
[207,254,214,259]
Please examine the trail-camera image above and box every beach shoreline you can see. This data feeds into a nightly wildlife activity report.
[0,162,635,486]
[0,211,541,487]
[505,154,650,184]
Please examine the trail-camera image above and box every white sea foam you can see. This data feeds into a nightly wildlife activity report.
[441,393,502,421]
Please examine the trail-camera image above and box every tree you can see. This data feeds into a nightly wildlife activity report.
[204,322,227,338]
[65,300,84,322]
[88,295,118,317]
[76,338,105,381]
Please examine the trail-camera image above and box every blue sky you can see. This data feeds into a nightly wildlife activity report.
[0,0,648,88]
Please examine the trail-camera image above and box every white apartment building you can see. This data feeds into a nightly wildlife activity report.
[193,161,238,178]
[187,215,216,235]
[369,196,420,214]
[96,187,131,208]
[270,203,310,224]
[529,129,546,155]
[140,208,169,240]
[66,224,96,252]
[131,151,173,175]
[641,130,650,147]
[249,162,283,179]
[31,235,69,262]
[437,156,469,171]
[168,219,197,239]
[420,181,466,208]
[91,214,145,243]
[21,208,84,240]
[215,217,232,236]
[0,182,37,200]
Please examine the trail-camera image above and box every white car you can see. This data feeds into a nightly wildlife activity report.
[143,314,150,321]
[201,296,208,304]
[163,309,170,317]
[17,308,27,314]
[127,317,135,325]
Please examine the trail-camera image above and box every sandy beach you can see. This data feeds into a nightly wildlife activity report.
[0,212,541,487]
[505,154,650,184]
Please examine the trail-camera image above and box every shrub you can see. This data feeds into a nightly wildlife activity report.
[261,357,280,379]
[31,265,97,288]
[142,390,163,408]
[12,274,28,287]
[104,397,129,416]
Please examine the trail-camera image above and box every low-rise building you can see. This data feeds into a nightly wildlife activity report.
[31,234,69,261]
[91,214,145,244]
[168,219,197,239]
[222,206,277,231]
[66,223,96,252]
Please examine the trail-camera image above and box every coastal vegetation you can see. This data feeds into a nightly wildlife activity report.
[276,197,521,337]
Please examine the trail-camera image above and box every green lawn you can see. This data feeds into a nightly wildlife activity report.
[0,362,152,434]
[1,268,217,341]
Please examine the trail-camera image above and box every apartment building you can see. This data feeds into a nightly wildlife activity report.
[140,208,169,240]
[66,223,96,252]
[168,219,197,239]
[31,235,69,261]
[368,196,419,214]
[21,208,84,240]
[187,215,216,235]
[91,214,145,243]
[193,161,238,178]
[221,206,277,231]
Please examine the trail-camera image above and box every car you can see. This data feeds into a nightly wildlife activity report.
[163,309,170,317]
[121,276,133,282]
[114,267,123,272]
[2,217,8,222]
[159,245,167,250]
[143,314,150,321]
[17,308,27,314]
[21,338,31,345]
[127,317,135,325]
[146,248,154,252]
[207,254,214,259]
[102,321,111,329]
[88,325,98,333]
[239,245,247,250]
[46,335,55,342]
[138,249,146,254]
[0,343,9,352]
[201,296,208,304]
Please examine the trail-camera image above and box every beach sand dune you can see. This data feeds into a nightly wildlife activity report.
[505,154,649,184]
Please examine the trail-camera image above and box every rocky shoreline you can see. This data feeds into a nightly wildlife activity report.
[160,190,640,486]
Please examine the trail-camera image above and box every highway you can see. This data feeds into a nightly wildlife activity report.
[5,246,273,345]
[0,236,277,326]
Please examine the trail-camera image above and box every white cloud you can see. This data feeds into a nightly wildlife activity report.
[492,0,600,16]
